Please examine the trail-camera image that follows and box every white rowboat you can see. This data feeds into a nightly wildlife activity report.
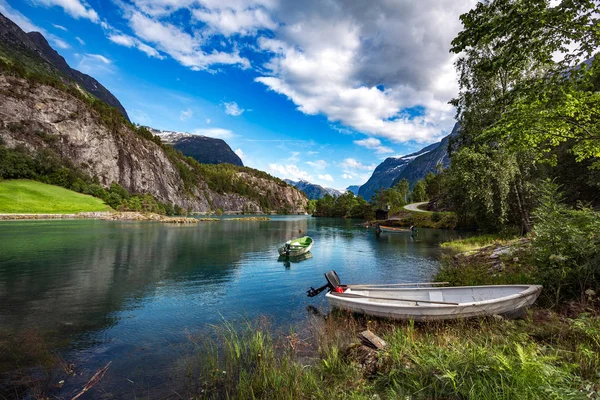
[326,284,542,320]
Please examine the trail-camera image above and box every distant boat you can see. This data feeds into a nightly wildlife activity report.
[308,271,542,321]
[278,236,313,257]
[379,225,411,233]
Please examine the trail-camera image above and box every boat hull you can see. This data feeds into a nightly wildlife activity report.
[379,226,411,233]
[278,241,313,257]
[326,285,542,321]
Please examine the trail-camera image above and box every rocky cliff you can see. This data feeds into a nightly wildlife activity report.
[149,128,243,166]
[0,75,307,213]
[358,122,459,200]
[0,12,129,122]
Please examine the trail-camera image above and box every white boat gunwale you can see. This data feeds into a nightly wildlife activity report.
[326,284,542,308]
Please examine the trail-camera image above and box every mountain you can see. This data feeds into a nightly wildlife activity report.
[284,179,343,200]
[358,122,459,200]
[0,12,129,122]
[0,13,307,214]
[346,185,360,195]
[149,128,243,166]
[26,32,130,122]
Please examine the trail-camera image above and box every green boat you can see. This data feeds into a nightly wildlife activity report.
[278,236,314,257]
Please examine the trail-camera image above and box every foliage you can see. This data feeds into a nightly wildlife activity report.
[451,0,600,165]
[530,181,600,303]
[411,179,428,202]
[440,0,600,233]
[314,192,373,219]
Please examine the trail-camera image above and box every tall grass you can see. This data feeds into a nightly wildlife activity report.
[184,312,599,399]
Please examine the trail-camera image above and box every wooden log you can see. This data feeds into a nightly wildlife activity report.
[358,330,387,350]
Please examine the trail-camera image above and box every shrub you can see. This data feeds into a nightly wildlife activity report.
[530,181,600,304]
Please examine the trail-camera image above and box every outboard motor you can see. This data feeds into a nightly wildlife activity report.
[307,270,344,297]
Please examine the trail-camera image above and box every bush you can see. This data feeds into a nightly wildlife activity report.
[530,181,600,304]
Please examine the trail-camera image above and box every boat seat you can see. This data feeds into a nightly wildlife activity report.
[429,291,444,302]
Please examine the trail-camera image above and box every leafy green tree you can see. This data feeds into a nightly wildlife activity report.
[451,0,600,164]
[412,180,428,202]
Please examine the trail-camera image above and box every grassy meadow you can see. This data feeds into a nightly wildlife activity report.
[0,179,111,214]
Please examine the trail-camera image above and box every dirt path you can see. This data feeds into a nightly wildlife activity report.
[403,202,430,213]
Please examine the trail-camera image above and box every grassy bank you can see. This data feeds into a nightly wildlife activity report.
[0,180,111,213]
[183,309,599,399]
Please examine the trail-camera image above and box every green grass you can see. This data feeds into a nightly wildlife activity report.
[183,311,599,399]
[440,232,519,253]
[0,180,111,214]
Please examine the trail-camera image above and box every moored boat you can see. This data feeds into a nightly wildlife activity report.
[308,271,542,321]
[379,225,411,233]
[278,236,313,257]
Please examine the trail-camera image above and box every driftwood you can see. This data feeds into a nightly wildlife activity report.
[358,330,387,350]
[71,361,112,400]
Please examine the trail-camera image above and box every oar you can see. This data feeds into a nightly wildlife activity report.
[330,292,458,305]
[346,282,449,289]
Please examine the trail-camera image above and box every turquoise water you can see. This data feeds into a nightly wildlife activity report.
[0,217,467,397]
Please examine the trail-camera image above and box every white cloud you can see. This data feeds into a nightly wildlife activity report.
[206,118,211,124]
[85,53,111,64]
[268,163,312,181]
[31,0,99,22]
[253,0,473,143]
[52,23,67,31]
[180,108,193,121]
[51,37,70,49]
[76,54,114,75]
[340,158,376,171]
[234,148,246,160]
[318,174,334,182]
[192,6,277,36]
[224,101,245,116]
[192,128,236,139]
[354,138,394,154]
[342,174,353,179]
[306,159,328,169]
[127,10,249,71]
[75,36,85,45]
[107,33,164,59]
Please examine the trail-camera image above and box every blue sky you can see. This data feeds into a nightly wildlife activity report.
[1,0,475,190]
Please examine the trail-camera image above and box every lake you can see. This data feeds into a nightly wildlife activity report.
[0,216,467,397]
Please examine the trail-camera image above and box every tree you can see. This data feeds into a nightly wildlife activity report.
[412,180,428,202]
[451,0,600,164]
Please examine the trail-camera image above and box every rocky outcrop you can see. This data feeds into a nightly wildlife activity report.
[0,12,129,121]
[149,127,243,166]
[0,75,307,213]
[26,32,130,122]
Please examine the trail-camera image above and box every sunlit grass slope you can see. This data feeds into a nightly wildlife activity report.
[0,179,111,213]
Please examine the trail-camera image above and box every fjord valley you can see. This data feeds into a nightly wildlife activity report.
[1,0,600,399]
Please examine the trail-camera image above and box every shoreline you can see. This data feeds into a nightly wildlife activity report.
[0,211,204,223]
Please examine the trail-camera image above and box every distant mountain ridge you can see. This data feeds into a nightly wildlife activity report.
[0,12,129,121]
[284,179,343,200]
[358,122,459,200]
[148,127,243,166]
[346,185,360,195]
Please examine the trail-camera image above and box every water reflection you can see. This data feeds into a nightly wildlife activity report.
[0,217,468,397]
